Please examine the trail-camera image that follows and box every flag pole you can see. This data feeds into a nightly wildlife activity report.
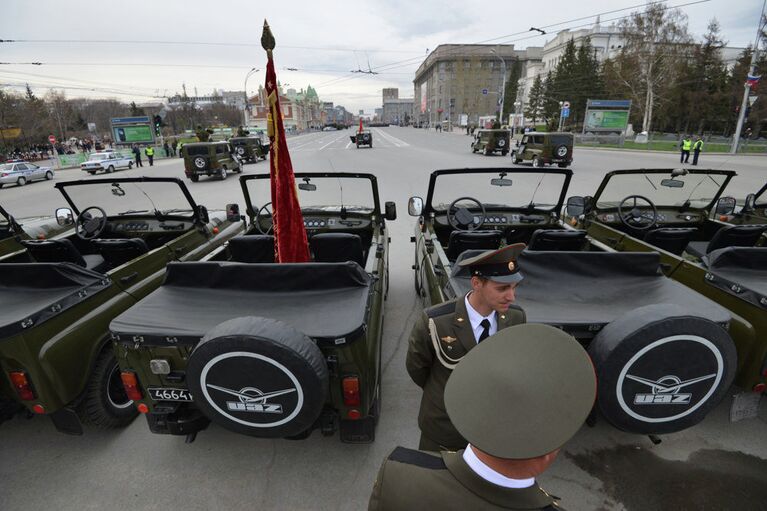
[731,0,766,154]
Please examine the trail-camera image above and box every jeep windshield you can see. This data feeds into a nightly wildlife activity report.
[429,170,570,212]
[56,179,198,218]
[594,170,733,211]
[245,174,376,213]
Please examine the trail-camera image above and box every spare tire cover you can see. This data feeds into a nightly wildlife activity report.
[186,316,328,437]
[588,304,736,435]
[236,146,245,155]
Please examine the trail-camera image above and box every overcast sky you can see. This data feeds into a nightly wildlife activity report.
[1,0,764,112]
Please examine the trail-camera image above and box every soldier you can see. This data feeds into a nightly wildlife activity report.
[370,324,597,510]
[407,244,526,452]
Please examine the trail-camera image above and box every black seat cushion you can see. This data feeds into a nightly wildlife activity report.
[21,239,106,272]
[446,230,502,261]
[686,224,767,259]
[228,235,274,263]
[643,227,698,256]
[528,229,588,251]
[310,233,365,266]
[94,238,150,268]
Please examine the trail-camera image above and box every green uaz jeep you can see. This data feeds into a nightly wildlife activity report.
[350,130,373,148]
[229,136,268,164]
[471,129,510,156]
[182,142,243,182]
[0,177,244,434]
[110,172,397,443]
[0,204,72,260]
[511,132,573,168]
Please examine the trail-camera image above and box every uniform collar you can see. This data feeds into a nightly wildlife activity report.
[442,450,557,509]
[465,293,497,340]
[463,445,534,489]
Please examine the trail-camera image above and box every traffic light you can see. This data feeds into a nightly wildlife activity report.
[153,115,162,136]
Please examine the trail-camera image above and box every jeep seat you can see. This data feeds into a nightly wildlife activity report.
[643,227,698,256]
[528,229,588,251]
[685,224,767,259]
[94,238,150,268]
[228,235,274,263]
[446,230,502,261]
[21,239,107,273]
[310,233,365,266]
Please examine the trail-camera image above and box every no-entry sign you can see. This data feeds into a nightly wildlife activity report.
[48,135,56,144]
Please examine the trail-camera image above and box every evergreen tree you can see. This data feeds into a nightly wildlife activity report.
[574,37,604,128]
[542,71,561,129]
[525,75,545,124]
[502,59,523,121]
[129,101,145,116]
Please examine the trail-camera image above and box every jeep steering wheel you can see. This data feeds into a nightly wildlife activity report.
[255,202,273,235]
[617,195,658,232]
[76,206,108,240]
[447,197,486,231]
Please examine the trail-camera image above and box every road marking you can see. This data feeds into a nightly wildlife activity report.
[318,134,346,150]
[372,128,409,147]
[345,141,352,149]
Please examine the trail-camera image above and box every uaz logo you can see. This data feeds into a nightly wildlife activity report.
[627,373,716,406]
[207,384,297,414]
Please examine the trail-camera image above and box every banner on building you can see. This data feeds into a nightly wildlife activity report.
[420,85,427,114]
[459,114,468,127]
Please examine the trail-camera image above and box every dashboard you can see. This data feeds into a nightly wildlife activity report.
[434,212,551,227]
[109,219,190,235]
[302,217,371,230]
[596,210,704,224]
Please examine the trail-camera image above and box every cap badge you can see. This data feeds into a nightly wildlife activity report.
[508,261,516,272]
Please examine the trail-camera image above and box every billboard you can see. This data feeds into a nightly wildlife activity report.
[420,84,427,114]
[584,110,630,130]
[112,125,154,144]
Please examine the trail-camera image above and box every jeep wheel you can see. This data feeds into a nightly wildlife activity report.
[483,146,492,156]
[78,348,137,428]
[106,165,115,173]
[531,156,541,168]
[45,170,54,180]
[558,163,569,168]
[501,150,508,156]
[128,161,134,169]
[588,304,736,435]
[513,156,522,164]
[88,171,96,175]
[190,174,199,182]
[16,177,26,186]
[186,317,328,438]
[219,167,228,180]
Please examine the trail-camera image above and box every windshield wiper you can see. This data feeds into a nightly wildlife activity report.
[162,208,194,214]
[643,175,658,190]
[118,209,149,215]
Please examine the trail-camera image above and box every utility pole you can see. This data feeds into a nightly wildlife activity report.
[731,0,766,154]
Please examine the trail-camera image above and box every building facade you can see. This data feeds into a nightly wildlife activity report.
[412,44,543,127]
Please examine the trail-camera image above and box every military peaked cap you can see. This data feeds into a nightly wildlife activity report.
[457,243,525,284]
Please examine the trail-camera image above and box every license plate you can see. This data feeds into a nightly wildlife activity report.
[148,387,193,402]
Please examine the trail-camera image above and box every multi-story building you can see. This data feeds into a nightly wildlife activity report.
[413,44,543,127]
[247,83,298,131]
[382,98,414,125]
[382,88,399,101]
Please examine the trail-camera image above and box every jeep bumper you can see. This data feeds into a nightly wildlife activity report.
[145,405,210,436]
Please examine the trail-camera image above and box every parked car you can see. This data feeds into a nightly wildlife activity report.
[80,151,134,175]
[110,172,397,443]
[350,130,373,148]
[471,129,510,155]
[566,168,767,396]
[181,142,242,182]
[511,132,574,168]
[0,161,54,188]
[409,168,738,435]
[0,177,245,434]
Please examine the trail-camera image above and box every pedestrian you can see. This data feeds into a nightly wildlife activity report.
[680,135,691,164]
[406,244,527,452]
[163,141,170,157]
[170,139,177,157]
[145,145,155,166]
[692,136,704,166]
[370,323,597,511]
[132,144,143,167]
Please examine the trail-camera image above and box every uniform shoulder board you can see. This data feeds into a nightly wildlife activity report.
[426,300,456,319]
[388,447,446,470]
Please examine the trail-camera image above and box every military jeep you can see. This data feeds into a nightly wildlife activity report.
[350,130,373,148]
[182,141,242,182]
[410,168,739,435]
[511,132,573,168]
[0,177,244,434]
[0,204,72,260]
[471,129,510,156]
[229,136,268,164]
[716,181,767,226]
[110,172,397,443]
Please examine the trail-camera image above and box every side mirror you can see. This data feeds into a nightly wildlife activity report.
[56,207,74,226]
[226,203,242,222]
[744,193,756,213]
[715,196,736,215]
[197,205,210,224]
[565,196,585,217]
[384,201,397,221]
[408,196,424,216]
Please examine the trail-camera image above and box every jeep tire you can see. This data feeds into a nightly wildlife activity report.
[190,174,199,182]
[186,317,328,438]
[588,304,736,435]
[531,156,542,168]
[78,347,137,428]
[219,167,228,180]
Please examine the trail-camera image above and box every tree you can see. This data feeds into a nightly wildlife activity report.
[525,75,545,124]
[573,37,604,126]
[129,101,146,116]
[542,72,561,129]
[550,39,579,127]
[615,3,692,132]
[502,59,523,121]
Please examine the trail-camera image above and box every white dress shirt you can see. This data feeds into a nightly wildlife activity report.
[465,293,497,343]
[463,445,535,489]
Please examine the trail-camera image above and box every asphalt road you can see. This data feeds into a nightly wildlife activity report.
[1,127,766,511]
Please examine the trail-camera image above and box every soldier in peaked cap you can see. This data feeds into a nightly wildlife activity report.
[406,243,526,452]
[371,324,597,511]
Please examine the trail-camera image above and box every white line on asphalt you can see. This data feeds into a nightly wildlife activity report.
[372,128,409,147]
[345,141,352,149]
[318,134,346,150]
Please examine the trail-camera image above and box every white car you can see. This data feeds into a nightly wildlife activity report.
[0,161,54,188]
[81,152,134,175]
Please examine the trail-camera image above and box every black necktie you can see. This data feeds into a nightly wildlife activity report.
[478,319,491,342]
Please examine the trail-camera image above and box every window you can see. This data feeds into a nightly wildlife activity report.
[464,60,470,69]
[15,164,27,170]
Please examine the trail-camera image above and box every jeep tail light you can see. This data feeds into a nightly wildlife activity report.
[120,371,143,401]
[342,376,361,407]
[9,371,35,401]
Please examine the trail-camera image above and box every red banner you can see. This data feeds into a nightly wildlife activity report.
[265,52,310,263]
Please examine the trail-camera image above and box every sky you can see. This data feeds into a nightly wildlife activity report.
[0,0,764,112]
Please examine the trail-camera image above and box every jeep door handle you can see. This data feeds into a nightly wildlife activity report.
[120,272,139,283]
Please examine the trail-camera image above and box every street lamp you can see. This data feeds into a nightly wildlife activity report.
[243,67,259,128]
[490,47,506,125]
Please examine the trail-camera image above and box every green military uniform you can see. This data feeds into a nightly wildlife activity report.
[406,244,526,451]
[371,324,597,511]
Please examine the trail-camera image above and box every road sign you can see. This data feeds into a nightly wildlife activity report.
[482,88,488,95]
[48,135,56,144]
[563,101,571,108]
[749,95,758,106]
[562,107,570,118]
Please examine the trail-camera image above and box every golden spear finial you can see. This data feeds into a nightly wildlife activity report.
[261,19,275,59]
